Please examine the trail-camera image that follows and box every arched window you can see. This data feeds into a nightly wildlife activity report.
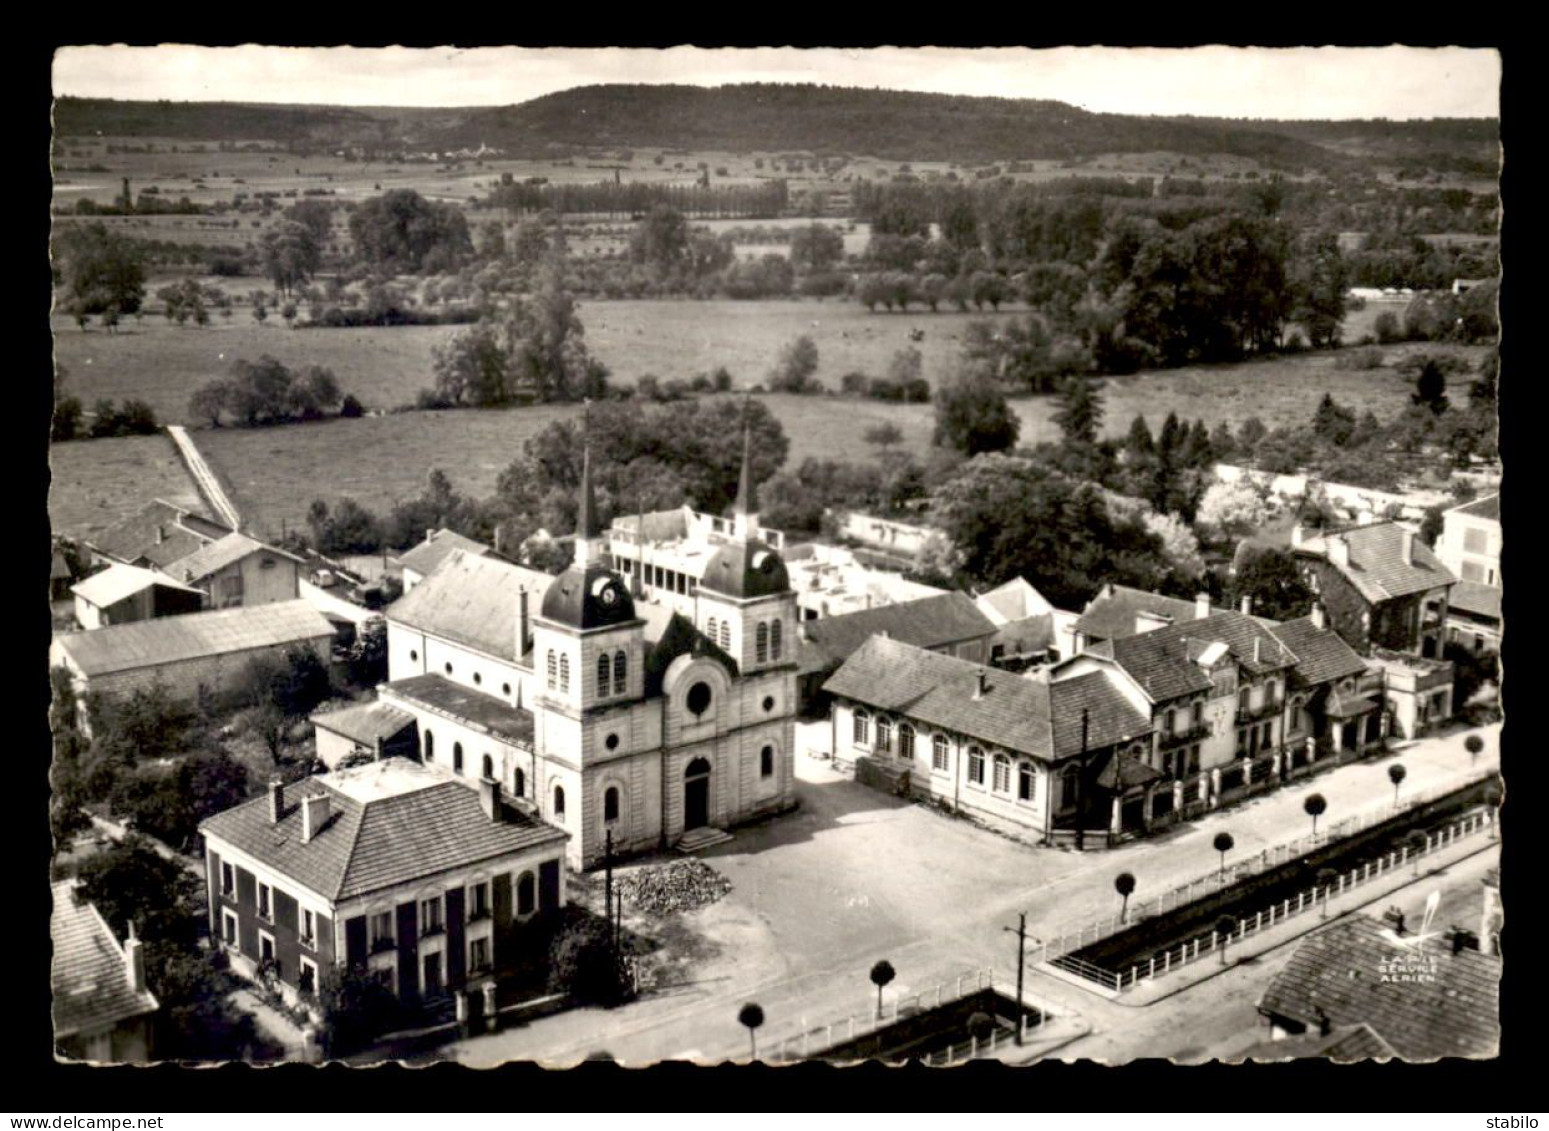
[598,653,611,697]
[719,621,731,651]
[875,716,892,753]
[481,754,494,780]
[514,766,525,798]
[546,651,557,690]
[613,651,627,696]
[899,724,916,761]
[853,708,871,746]
[756,621,769,663]
[604,786,620,823]
[760,745,774,778]
[770,620,783,660]
[516,871,535,916]
[993,753,1011,793]
[553,784,566,819]
[424,730,435,762]
[931,733,948,772]
[968,746,985,785]
[559,654,570,693]
[1018,762,1035,802]
[453,742,464,774]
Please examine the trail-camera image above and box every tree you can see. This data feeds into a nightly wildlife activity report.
[1304,793,1327,837]
[1410,359,1452,416]
[932,368,1019,457]
[259,220,320,297]
[1125,415,1155,458]
[1388,762,1407,807]
[1196,481,1269,546]
[318,965,405,1057]
[1465,734,1485,764]
[1291,231,1349,350]
[53,380,84,442]
[188,382,228,428]
[869,959,895,1020]
[347,188,472,273]
[432,321,510,407]
[1052,375,1105,447]
[769,334,821,394]
[629,206,689,275]
[1213,832,1235,879]
[1228,546,1314,622]
[55,222,146,317]
[789,224,844,272]
[1312,393,1357,447]
[347,616,389,688]
[863,422,904,451]
[738,1002,765,1061]
[1114,872,1136,924]
[961,317,1060,394]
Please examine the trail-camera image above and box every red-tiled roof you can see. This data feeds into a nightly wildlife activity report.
[823,635,1150,761]
[200,760,567,903]
[1257,916,1500,1061]
[1297,522,1456,603]
[51,881,158,1041]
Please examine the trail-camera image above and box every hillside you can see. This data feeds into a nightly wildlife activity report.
[53,86,1498,170]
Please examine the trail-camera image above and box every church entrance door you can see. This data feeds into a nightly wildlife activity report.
[684,758,711,830]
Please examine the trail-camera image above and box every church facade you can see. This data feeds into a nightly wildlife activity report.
[377,439,799,870]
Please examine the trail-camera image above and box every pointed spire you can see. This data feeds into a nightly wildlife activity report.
[577,442,600,541]
[733,398,758,541]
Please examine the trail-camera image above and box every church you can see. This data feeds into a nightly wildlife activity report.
[349,430,801,871]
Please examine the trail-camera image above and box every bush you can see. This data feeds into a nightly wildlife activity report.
[1333,346,1385,371]
[340,393,364,418]
[547,907,633,1006]
[1374,310,1404,344]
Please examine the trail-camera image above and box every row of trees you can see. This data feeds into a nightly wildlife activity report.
[188,356,360,428]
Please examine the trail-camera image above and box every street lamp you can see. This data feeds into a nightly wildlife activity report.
[1002,911,1032,1045]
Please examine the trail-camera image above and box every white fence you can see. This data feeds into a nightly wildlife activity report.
[1052,804,1496,994]
[1038,769,1499,966]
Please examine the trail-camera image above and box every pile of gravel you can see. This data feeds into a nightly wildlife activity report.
[616,859,733,916]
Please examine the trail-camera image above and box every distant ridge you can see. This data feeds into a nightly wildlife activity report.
[53,85,1499,169]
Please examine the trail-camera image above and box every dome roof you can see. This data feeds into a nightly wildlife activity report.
[700,539,789,600]
[539,563,637,630]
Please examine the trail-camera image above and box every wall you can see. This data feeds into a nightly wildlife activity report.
[386,623,535,709]
[1438,512,1502,585]
[205,840,336,1002]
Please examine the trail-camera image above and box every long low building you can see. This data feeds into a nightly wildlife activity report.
[51,599,336,727]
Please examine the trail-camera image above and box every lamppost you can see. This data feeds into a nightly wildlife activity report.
[1002,911,1032,1045]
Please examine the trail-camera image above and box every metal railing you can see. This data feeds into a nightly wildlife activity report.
[1052,805,1495,993]
[1038,769,1499,965]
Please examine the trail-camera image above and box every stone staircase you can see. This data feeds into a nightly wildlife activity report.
[676,826,733,853]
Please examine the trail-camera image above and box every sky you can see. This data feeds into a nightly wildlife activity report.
[52,46,1500,121]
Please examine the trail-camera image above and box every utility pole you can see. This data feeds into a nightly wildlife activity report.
[1002,911,1029,1045]
[604,829,614,935]
[1075,709,1089,852]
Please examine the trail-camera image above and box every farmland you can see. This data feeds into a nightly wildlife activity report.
[48,433,204,540]
[178,340,1481,544]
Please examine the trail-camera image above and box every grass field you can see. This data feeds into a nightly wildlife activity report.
[50,300,1035,425]
[182,340,1482,544]
[48,433,205,541]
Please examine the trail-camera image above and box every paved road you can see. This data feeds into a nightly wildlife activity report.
[166,424,241,529]
[448,723,1499,1067]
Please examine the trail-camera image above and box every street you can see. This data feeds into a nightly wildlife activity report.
[448,722,1499,1066]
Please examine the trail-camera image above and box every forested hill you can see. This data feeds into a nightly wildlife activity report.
[55,86,1497,169]
[446,85,1339,165]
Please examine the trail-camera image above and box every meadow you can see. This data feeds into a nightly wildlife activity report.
[180,340,1478,544]
[48,433,205,540]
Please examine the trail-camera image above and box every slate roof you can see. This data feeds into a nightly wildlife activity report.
[823,636,1150,761]
[171,532,301,583]
[200,759,567,903]
[1449,579,1502,623]
[311,701,417,746]
[642,608,741,698]
[1270,617,1371,687]
[396,529,495,578]
[1296,522,1456,603]
[1451,494,1500,521]
[1257,916,1500,1061]
[54,600,336,677]
[51,881,159,1041]
[387,549,555,663]
[1094,610,1297,703]
[381,674,535,747]
[71,563,201,608]
[1074,585,1224,643]
[85,500,230,568]
[1240,1022,1399,1063]
[796,592,996,675]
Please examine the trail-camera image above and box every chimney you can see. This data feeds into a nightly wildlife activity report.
[1315,1007,1331,1038]
[973,670,989,700]
[1195,593,1211,620]
[123,922,146,995]
[1311,603,1326,630]
[1400,528,1416,566]
[268,779,284,824]
[1328,535,1349,569]
[517,588,530,657]
[426,527,436,545]
[1239,594,1253,616]
[479,776,502,823]
[155,525,165,545]
[1254,638,1262,664]
[301,793,331,843]
[1290,524,1304,549]
[493,525,503,555]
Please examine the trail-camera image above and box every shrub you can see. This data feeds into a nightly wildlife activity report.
[547,907,632,1006]
[1374,310,1404,344]
[1333,346,1385,371]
